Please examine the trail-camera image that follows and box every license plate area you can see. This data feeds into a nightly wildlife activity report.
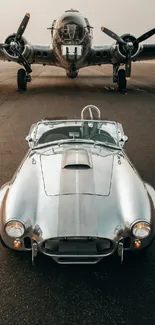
[58,241,97,254]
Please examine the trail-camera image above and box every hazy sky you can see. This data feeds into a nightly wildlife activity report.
[0,0,155,44]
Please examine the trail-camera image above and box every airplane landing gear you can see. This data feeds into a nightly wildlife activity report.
[17,68,32,91]
[113,64,119,83]
[66,70,78,79]
[117,69,127,93]
[113,65,127,93]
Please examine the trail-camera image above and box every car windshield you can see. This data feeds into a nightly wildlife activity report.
[33,120,119,148]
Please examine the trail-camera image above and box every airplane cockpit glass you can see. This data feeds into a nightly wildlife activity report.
[57,13,87,29]
[55,13,88,44]
[59,24,86,43]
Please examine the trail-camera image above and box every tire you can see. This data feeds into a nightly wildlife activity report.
[66,71,78,79]
[117,69,126,92]
[17,68,27,91]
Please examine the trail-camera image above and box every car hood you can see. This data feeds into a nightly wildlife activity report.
[5,145,151,240]
[40,147,113,196]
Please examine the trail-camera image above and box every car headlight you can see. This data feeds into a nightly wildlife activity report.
[5,220,25,238]
[132,221,151,239]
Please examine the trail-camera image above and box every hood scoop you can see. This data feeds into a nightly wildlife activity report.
[62,149,92,169]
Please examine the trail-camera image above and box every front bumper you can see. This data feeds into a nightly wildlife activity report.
[1,232,154,265]
[39,237,116,264]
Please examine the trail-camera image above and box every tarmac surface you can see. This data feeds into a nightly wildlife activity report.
[0,61,155,325]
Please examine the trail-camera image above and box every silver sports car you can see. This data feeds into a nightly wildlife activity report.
[0,105,155,265]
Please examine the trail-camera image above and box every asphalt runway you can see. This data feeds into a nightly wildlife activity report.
[0,61,155,325]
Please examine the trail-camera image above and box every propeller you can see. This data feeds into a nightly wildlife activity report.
[0,13,32,73]
[101,27,126,45]
[15,13,30,41]
[101,26,155,78]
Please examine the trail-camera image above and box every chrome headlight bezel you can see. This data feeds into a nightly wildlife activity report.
[131,221,151,239]
[5,220,25,238]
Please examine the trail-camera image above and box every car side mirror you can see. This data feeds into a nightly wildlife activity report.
[26,135,32,142]
[119,135,128,147]
[122,135,128,142]
[26,135,34,148]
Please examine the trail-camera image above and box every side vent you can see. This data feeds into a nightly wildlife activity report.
[62,149,92,169]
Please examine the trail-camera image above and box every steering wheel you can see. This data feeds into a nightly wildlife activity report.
[38,131,68,144]
[90,130,116,144]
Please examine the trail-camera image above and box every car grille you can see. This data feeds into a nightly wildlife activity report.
[41,237,113,256]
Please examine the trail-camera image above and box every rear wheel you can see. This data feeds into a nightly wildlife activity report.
[17,68,27,91]
[117,69,126,92]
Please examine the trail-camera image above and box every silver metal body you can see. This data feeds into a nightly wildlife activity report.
[0,105,155,265]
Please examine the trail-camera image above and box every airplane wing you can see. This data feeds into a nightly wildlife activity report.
[85,45,112,67]
[85,43,155,69]
[136,44,155,61]
[26,45,57,66]
[85,25,155,79]
[0,45,57,66]
[0,13,57,71]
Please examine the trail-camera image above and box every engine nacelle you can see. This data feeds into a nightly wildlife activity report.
[2,33,32,62]
[114,34,141,61]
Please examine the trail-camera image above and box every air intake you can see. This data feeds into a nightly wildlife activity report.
[62,148,92,169]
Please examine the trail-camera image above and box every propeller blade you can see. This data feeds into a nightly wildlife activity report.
[16,49,32,73]
[134,28,155,44]
[16,13,30,41]
[101,26,126,45]
[0,43,9,49]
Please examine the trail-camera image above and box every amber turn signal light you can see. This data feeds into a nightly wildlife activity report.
[134,239,141,248]
[13,239,22,249]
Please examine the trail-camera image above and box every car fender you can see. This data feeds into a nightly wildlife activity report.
[145,182,155,209]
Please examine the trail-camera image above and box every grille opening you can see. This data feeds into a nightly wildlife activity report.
[96,239,112,252]
[42,237,113,255]
[124,237,131,248]
[24,237,32,249]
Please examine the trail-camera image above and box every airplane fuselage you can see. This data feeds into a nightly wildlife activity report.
[51,10,93,75]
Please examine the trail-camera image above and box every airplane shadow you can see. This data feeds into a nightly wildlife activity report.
[18,83,133,97]
[36,74,111,79]
[23,82,155,97]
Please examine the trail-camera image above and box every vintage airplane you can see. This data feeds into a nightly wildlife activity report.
[0,8,155,92]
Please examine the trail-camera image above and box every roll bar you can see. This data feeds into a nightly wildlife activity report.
[81,105,101,120]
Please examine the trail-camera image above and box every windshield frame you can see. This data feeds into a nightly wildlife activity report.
[29,119,121,150]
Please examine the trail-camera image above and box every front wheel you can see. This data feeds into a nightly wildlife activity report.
[17,68,27,91]
[66,71,78,79]
[117,69,127,92]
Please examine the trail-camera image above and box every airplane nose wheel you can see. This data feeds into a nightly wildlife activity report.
[17,68,32,91]
[66,71,78,79]
[117,69,127,93]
